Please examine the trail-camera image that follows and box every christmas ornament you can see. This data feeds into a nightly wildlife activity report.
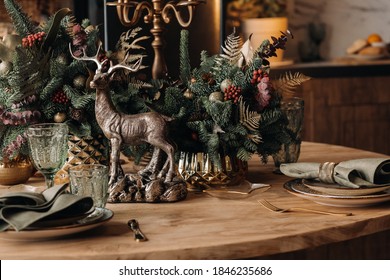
[220,79,232,92]
[54,112,67,123]
[73,75,87,89]
[208,91,224,102]
[183,88,194,99]
[0,61,13,76]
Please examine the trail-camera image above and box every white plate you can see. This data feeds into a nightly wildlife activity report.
[0,208,113,241]
[302,179,390,196]
[284,179,390,208]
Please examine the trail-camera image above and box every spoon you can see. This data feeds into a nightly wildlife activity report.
[127,219,148,242]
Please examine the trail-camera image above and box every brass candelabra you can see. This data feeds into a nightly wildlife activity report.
[107,0,205,79]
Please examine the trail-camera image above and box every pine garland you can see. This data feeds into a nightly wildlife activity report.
[3,0,36,37]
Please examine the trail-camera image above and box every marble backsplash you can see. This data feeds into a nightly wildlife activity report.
[287,0,390,61]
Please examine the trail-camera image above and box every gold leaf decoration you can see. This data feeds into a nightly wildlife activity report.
[274,72,311,98]
[238,96,261,131]
[219,29,242,65]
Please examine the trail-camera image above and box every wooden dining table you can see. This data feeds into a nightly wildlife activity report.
[1,141,390,260]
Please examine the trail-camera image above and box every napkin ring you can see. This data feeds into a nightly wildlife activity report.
[319,162,337,184]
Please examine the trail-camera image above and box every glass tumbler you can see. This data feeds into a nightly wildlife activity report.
[69,164,109,218]
[273,97,304,172]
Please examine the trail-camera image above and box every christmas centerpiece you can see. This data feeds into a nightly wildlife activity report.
[0,0,115,183]
[110,27,309,190]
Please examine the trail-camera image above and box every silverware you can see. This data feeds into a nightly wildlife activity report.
[128,219,148,242]
[258,199,353,217]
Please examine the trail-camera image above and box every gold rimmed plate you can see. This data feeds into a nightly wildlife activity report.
[284,179,390,208]
[0,208,113,241]
[302,179,390,196]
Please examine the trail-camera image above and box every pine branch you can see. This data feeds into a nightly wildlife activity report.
[4,0,37,37]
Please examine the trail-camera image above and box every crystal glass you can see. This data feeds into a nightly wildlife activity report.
[273,97,304,173]
[26,123,69,189]
[69,164,109,218]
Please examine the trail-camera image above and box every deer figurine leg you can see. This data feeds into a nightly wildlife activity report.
[139,147,162,179]
[150,139,175,182]
[108,136,123,189]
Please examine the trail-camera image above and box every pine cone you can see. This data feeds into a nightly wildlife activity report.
[70,108,85,122]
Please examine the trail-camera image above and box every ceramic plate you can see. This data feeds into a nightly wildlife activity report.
[0,208,113,241]
[302,179,390,196]
[284,179,390,207]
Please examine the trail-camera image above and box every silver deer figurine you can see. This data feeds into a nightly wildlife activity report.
[70,44,178,196]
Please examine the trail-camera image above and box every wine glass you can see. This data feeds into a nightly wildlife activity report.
[26,123,69,189]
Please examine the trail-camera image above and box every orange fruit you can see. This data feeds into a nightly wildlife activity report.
[367,33,383,43]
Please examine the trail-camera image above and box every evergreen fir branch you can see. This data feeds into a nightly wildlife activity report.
[66,120,92,137]
[201,97,232,127]
[128,77,153,90]
[236,146,252,162]
[179,29,191,85]
[40,77,62,100]
[274,71,311,98]
[4,0,37,37]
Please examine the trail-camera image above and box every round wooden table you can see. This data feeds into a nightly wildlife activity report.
[1,142,390,259]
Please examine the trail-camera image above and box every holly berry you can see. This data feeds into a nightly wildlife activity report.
[51,90,69,104]
[22,32,46,48]
[224,85,242,104]
[251,69,269,85]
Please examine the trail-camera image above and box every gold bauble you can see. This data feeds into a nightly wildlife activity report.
[183,89,194,99]
[73,75,87,89]
[209,91,224,102]
[54,112,67,123]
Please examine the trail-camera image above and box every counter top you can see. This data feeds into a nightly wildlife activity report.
[271,58,390,78]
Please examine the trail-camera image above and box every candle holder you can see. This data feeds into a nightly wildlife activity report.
[107,0,205,79]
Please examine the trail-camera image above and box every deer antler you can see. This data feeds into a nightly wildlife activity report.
[107,54,143,75]
[69,43,106,73]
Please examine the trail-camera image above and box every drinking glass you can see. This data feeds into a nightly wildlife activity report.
[26,123,69,189]
[273,97,304,173]
[69,164,109,218]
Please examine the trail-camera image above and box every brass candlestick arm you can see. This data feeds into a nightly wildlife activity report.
[107,0,205,79]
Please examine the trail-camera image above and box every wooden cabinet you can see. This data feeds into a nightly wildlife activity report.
[273,60,390,156]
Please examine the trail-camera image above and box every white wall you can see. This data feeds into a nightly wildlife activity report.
[287,0,390,61]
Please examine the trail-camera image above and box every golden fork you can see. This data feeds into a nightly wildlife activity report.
[258,199,353,217]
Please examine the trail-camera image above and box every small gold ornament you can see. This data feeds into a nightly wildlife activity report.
[209,91,224,102]
[73,75,87,89]
[0,61,13,76]
[56,54,68,65]
[54,112,67,123]
[184,88,194,99]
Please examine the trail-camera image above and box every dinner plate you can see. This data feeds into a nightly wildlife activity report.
[0,208,113,241]
[284,179,390,207]
[302,179,390,196]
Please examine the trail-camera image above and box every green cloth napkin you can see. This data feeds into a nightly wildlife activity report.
[280,158,390,188]
[0,184,94,232]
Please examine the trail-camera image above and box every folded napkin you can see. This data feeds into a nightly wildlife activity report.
[0,184,94,232]
[280,158,390,188]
